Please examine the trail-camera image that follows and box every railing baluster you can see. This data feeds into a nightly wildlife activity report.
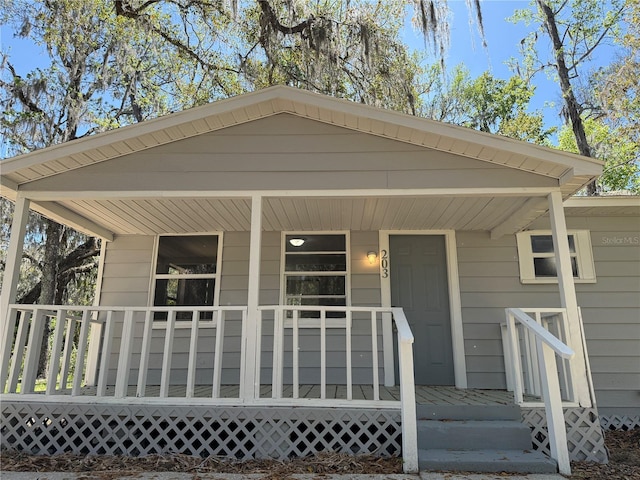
[292,309,299,399]
[136,310,153,398]
[115,309,135,398]
[0,306,21,392]
[212,310,225,398]
[529,312,543,396]
[7,310,31,393]
[346,309,352,401]
[72,310,92,396]
[21,309,47,394]
[46,309,67,395]
[254,307,262,398]
[159,310,176,398]
[371,310,379,401]
[186,310,200,399]
[271,308,284,399]
[59,315,77,390]
[97,311,114,397]
[320,309,326,400]
[505,310,525,404]
[238,309,247,400]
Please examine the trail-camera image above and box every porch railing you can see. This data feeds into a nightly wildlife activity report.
[501,308,579,406]
[0,305,248,402]
[503,307,575,475]
[1,303,418,471]
[257,305,418,471]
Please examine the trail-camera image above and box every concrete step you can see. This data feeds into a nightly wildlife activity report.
[417,419,533,450]
[416,403,522,421]
[418,448,558,474]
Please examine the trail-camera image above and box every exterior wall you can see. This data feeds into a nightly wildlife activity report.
[100,235,154,306]
[99,231,382,386]
[457,213,640,416]
[97,211,638,415]
[530,213,640,417]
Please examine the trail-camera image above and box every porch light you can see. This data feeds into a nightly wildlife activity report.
[367,251,377,264]
[289,238,305,247]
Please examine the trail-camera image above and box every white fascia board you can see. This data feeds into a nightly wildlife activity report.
[564,196,640,208]
[19,186,557,201]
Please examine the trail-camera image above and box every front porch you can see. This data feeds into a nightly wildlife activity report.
[0,303,605,472]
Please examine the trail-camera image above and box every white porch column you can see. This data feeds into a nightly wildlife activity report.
[548,191,591,407]
[0,195,30,384]
[85,240,107,386]
[242,194,263,400]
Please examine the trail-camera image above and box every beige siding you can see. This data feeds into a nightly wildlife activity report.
[23,114,558,193]
[457,214,640,415]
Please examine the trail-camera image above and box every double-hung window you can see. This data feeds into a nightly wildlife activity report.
[516,230,596,283]
[152,234,222,319]
[282,233,349,318]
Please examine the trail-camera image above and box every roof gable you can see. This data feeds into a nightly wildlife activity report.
[2,86,602,197]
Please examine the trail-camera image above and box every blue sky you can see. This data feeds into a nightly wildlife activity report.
[0,1,616,137]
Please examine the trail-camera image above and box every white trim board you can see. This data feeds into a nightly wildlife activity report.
[378,230,467,389]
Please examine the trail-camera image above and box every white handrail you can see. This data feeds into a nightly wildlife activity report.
[509,308,574,359]
[505,307,573,475]
[391,307,418,473]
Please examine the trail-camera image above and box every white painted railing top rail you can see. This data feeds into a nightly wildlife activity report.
[504,307,574,475]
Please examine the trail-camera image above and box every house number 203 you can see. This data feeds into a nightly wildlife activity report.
[380,249,389,278]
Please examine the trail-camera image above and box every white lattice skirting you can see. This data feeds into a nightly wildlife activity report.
[1,401,402,459]
[600,415,640,431]
[522,407,607,463]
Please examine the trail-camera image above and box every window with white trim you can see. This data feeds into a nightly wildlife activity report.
[516,230,596,284]
[152,234,222,319]
[282,233,349,318]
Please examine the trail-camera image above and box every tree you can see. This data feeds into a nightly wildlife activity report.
[590,0,640,191]
[1,0,202,374]
[422,66,554,144]
[511,0,626,194]
[3,0,478,375]
[558,118,639,193]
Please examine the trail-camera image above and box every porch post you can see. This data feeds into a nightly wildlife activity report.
[0,195,30,382]
[547,191,591,407]
[243,194,263,400]
[85,240,107,386]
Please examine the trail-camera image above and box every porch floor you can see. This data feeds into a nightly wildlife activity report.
[42,384,528,405]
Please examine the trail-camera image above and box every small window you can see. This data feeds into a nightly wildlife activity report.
[152,234,222,319]
[282,233,349,318]
[516,230,596,284]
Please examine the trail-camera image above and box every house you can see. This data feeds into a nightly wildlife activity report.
[1,86,638,474]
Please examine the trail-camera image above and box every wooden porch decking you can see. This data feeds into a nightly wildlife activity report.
[35,384,530,405]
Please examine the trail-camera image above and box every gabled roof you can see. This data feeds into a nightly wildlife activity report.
[0,86,605,240]
[1,85,601,193]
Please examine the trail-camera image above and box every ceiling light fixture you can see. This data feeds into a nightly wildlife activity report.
[289,238,305,247]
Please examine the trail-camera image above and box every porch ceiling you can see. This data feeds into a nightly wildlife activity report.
[52,195,541,235]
